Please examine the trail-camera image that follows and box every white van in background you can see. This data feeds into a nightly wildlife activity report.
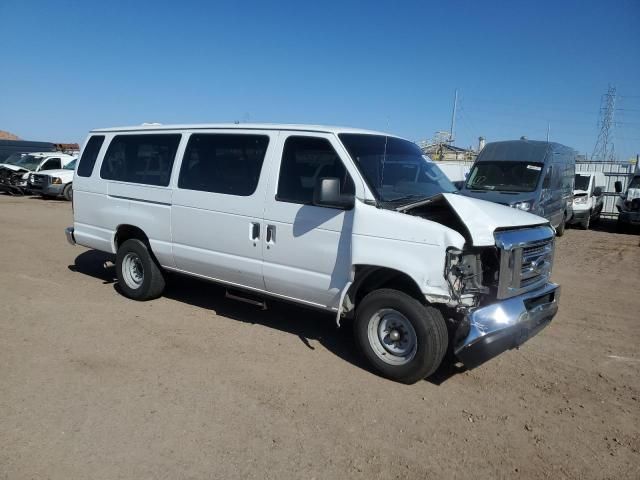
[432,161,471,189]
[65,123,560,383]
[569,172,606,229]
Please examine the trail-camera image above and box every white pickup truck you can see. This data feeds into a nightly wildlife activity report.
[65,123,560,383]
[28,158,77,200]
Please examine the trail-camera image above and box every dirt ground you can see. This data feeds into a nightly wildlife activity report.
[0,194,638,480]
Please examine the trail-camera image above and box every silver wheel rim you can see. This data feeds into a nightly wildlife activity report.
[367,308,417,366]
[122,252,144,289]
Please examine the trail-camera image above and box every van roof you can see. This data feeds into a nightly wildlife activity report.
[90,123,399,137]
[477,139,575,163]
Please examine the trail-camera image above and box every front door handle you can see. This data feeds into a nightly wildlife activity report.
[266,224,276,244]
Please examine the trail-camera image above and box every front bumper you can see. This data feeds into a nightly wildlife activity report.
[454,282,559,369]
[29,181,64,196]
[42,184,64,196]
[65,227,76,246]
[569,207,590,222]
[619,210,640,225]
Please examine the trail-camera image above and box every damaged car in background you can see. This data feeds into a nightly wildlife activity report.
[0,152,76,195]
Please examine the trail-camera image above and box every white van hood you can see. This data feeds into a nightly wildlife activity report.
[400,193,549,247]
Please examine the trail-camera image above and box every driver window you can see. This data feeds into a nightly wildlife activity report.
[276,136,354,205]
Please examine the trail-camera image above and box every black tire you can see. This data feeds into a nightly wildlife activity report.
[617,218,628,233]
[63,183,73,201]
[115,239,165,300]
[556,212,566,237]
[354,289,448,384]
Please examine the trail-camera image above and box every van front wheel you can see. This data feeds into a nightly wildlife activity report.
[354,289,448,384]
[116,239,165,300]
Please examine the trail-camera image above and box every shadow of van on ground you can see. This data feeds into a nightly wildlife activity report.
[69,249,461,384]
[570,217,639,235]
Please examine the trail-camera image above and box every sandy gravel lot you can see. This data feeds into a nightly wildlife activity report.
[1,194,639,480]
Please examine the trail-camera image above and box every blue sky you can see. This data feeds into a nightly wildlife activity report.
[1,0,639,159]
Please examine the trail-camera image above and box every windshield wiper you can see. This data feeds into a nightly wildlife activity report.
[384,194,429,203]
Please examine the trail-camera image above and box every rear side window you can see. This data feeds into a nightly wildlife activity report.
[178,134,269,196]
[100,134,180,186]
[77,136,105,177]
[276,136,354,204]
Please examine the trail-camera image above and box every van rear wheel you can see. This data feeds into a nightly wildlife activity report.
[116,239,165,300]
[354,289,448,384]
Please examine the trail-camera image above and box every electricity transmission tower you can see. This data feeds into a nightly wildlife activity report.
[591,86,617,161]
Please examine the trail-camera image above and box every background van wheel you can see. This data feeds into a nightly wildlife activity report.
[116,239,165,300]
[354,289,448,384]
[63,183,73,201]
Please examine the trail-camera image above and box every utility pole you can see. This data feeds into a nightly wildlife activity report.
[591,85,617,162]
[449,89,458,145]
[546,122,550,142]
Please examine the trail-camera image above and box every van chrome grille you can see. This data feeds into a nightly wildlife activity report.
[494,227,555,299]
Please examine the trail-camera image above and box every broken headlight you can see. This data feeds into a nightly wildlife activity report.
[445,248,489,306]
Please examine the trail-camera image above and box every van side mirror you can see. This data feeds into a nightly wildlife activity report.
[313,177,354,209]
[593,186,603,196]
[614,181,622,193]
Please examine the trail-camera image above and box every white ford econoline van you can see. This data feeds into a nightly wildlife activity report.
[65,124,560,383]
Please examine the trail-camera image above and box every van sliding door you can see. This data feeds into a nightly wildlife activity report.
[171,131,276,291]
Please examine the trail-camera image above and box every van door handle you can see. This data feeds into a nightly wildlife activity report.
[250,222,260,242]
[266,224,276,244]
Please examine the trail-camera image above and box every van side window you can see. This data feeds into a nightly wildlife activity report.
[100,134,180,187]
[77,136,105,177]
[178,134,269,196]
[276,136,354,205]
[41,158,61,170]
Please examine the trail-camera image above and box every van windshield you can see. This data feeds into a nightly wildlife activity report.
[574,174,591,191]
[465,161,543,192]
[339,134,457,204]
